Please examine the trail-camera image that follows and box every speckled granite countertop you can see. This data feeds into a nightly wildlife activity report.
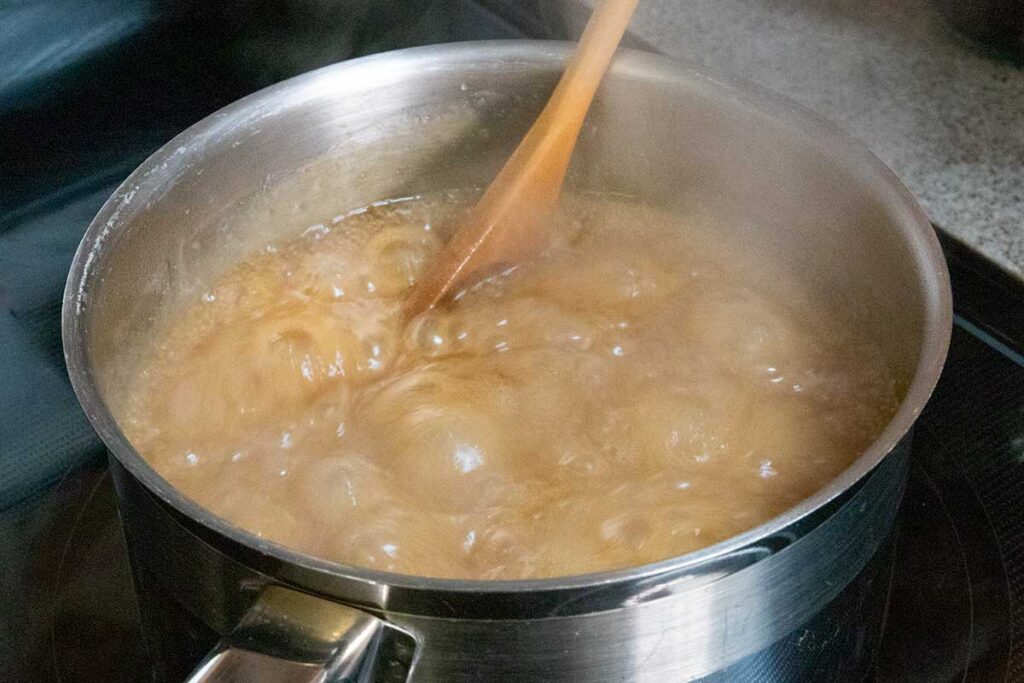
[572,0,1024,277]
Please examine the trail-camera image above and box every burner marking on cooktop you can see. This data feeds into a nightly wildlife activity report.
[912,418,976,682]
[50,469,110,682]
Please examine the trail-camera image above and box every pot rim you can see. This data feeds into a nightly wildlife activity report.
[62,40,952,595]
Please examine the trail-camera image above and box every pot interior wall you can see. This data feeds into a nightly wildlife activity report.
[79,48,932,412]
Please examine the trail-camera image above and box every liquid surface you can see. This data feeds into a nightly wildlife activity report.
[122,193,899,579]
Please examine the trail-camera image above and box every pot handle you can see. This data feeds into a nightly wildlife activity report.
[185,585,418,682]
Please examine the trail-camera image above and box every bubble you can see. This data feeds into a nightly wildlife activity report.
[300,455,394,526]
[687,286,812,383]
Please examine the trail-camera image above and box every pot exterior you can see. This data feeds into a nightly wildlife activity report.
[112,444,906,681]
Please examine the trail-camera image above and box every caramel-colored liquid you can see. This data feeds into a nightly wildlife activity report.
[122,193,898,579]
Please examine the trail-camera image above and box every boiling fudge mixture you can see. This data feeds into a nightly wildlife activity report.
[121,192,899,579]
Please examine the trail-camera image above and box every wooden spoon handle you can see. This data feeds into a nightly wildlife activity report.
[542,0,641,138]
[403,0,639,319]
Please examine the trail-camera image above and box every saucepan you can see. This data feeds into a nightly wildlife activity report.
[62,42,951,681]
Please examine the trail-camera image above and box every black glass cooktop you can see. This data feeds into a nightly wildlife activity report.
[2,2,1023,681]
[873,234,1024,682]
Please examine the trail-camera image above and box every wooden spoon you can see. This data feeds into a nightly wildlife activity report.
[403,0,640,319]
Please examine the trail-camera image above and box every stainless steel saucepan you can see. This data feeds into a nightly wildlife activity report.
[63,42,951,682]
